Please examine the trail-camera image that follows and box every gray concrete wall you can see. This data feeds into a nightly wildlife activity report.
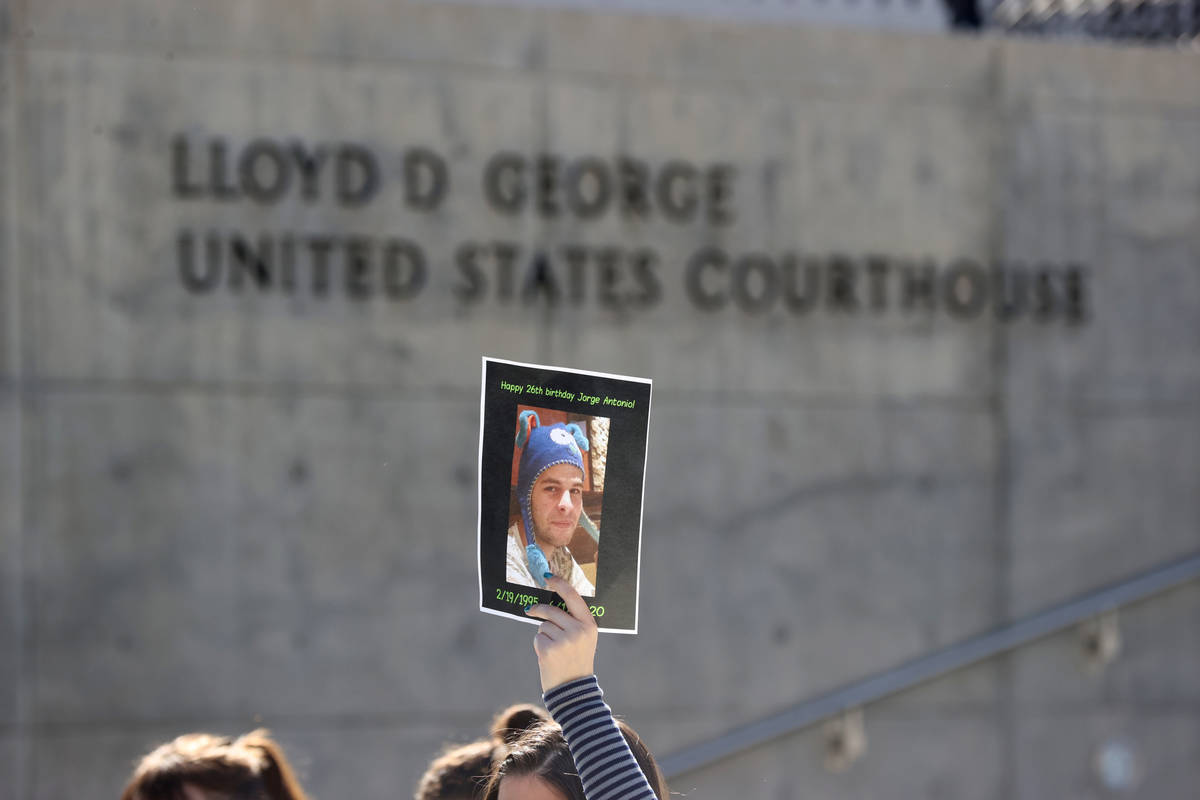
[2,2,1198,798]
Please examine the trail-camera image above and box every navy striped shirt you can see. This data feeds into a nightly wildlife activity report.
[543,676,658,800]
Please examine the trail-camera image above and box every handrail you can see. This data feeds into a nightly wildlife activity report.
[659,551,1200,778]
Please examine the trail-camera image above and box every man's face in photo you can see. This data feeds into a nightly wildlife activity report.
[530,463,584,548]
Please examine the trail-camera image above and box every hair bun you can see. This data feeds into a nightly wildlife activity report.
[490,703,550,745]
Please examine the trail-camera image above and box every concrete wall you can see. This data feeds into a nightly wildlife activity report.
[2,2,1198,798]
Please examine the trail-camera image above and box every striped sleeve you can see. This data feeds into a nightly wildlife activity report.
[543,676,657,800]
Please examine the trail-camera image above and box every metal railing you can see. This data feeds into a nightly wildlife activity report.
[660,551,1200,778]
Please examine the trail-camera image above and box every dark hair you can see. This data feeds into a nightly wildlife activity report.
[119,729,310,800]
[415,704,552,800]
[482,720,667,800]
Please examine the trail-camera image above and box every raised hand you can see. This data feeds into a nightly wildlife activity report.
[524,574,599,692]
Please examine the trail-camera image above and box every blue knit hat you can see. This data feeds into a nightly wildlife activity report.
[515,411,589,585]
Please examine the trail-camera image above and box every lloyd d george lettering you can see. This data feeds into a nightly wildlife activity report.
[171,135,447,209]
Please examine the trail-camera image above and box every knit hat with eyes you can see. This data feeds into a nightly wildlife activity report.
[515,411,589,583]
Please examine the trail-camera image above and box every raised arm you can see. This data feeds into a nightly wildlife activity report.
[525,576,658,800]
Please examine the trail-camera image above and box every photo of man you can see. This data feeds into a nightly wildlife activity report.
[506,407,607,597]
[478,358,651,631]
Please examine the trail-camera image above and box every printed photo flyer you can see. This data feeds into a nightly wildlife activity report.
[477,357,652,634]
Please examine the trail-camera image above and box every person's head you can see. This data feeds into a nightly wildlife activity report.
[529,463,584,548]
[515,417,590,550]
[119,729,310,800]
[415,704,551,800]
[482,721,667,800]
